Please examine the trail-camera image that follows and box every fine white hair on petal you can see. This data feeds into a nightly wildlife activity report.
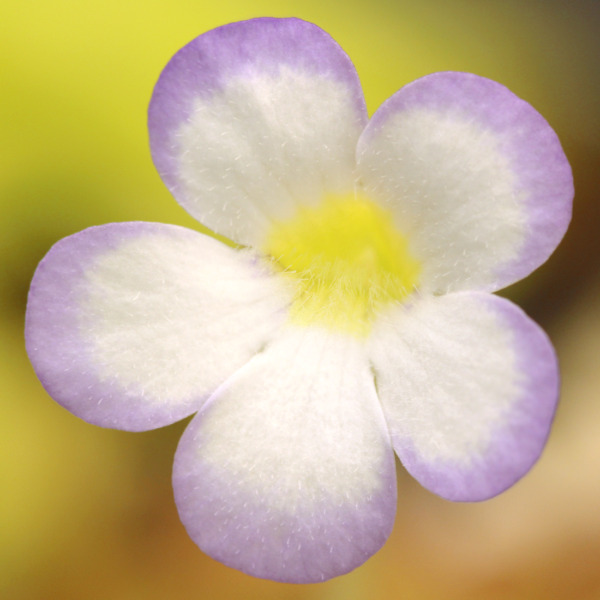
[175,67,362,246]
[368,291,558,501]
[173,325,396,582]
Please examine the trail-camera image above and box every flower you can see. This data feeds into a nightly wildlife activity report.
[25,17,573,583]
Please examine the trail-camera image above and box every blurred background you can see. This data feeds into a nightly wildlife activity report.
[2,0,599,598]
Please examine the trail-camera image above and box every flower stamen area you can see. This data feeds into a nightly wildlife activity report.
[263,194,421,336]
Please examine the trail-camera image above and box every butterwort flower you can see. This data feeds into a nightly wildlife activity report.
[26,17,573,582]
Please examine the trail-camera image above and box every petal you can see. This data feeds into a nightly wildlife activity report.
[173,326,396,582]
[357,72,573,293]
[368,292,558,501]
[149,17,367,247]
[25,222,290,431]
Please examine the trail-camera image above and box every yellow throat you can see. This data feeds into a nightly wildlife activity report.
[263,193,421,336]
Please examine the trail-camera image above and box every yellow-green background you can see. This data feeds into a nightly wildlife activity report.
[2,1,599,598]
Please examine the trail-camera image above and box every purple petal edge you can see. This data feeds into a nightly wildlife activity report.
[172,409,397,583]
[362,71,573,290]
[25,222,205,432]
[397,293,559,501]
[148,17,367,204]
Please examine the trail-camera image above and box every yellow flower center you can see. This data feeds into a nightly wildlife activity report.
[263,193,421,336]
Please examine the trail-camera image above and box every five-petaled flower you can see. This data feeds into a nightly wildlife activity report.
[26,18,573,583]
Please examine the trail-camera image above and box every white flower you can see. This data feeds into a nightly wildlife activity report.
[25,18,573,583]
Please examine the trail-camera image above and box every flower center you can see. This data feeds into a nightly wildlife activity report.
[263,193,421,336]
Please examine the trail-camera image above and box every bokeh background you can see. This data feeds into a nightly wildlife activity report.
[2,1,599,598]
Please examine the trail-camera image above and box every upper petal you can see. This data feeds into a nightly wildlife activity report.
[173,326,396,582]
[149,18,367,247]
[357,72,573,293]
[25,222,290,431]
[368,292,558,501]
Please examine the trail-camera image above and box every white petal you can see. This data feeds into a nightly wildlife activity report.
[357,72,573,292]
[368,292,558,500]
[173,326,396,582]
[26,222,291,431]
[149,18,367,246]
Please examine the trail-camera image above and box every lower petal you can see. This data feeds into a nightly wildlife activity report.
[173,326,396,582]
[368,292,558,501]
